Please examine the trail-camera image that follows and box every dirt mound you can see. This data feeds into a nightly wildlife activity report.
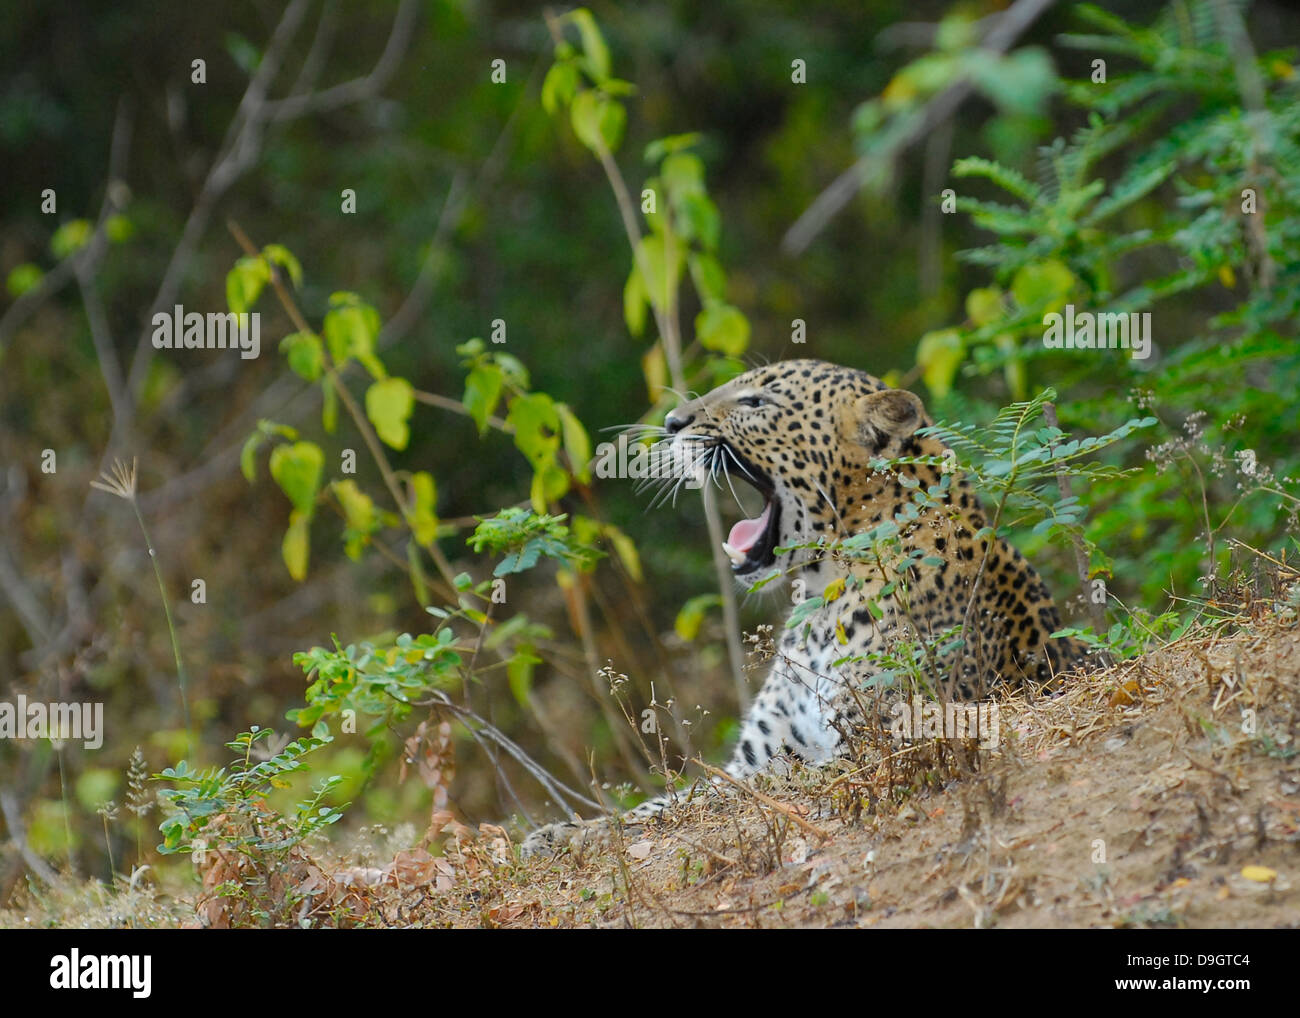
[400,611,1299,928]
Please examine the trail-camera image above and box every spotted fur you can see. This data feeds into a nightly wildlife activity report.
[521,359,1085,855]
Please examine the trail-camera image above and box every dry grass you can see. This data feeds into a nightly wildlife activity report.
[6,604,1298,929]
[393,604,1300,928]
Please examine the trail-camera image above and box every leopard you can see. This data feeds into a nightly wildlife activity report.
[520,358,1086,856]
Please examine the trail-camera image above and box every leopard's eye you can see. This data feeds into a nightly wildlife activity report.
[737,395,765,408]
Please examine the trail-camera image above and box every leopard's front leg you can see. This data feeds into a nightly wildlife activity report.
[521,649,842,857]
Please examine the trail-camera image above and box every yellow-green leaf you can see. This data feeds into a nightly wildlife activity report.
[508,392,561,468]
[542,60,580,114]
[642,344,668,403]
[365,377,415,450]
[463,362,505,436]
[333,479,374,531]
[688,253,726,303]
[323,299,381,369]
[623,263,648,337]
[529,461,570,514]
[269,441,323,515]
[965,286,1004,326]
[675,593,721,641]
[279,331,323,381]
[240,432,261,483]
[557,404,592,483]
[570,89,625,153]
[50,219,93,259]
[636,233,683,312]
[606,524,642,582]
[1011,259,1075,313]
[6,263,43,298]
[507,647,541,706]
[226,255,269,314]
[695,303,750,356]
[261,244,303,288]
[407,471,438,546]
[565,7,611,81]
[282,510,311,580]
[916,328,965,398]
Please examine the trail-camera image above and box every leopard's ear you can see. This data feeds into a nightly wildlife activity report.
[851,388,924,448]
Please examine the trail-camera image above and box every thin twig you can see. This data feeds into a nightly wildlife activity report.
[696,761,830,842]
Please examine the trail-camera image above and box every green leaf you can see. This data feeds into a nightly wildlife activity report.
[323,297,381,370]
[556,403,592,482]
[530,461,570,513]
[261,244,303,288]
[675,593,721,641]
[279,331,323,381]
[494,353,530,390]
[916,328,965,398]
[508,392,561,469]
[50,219,92,259]
[606,524,642,582]
[688,253,727,303]
[695,303,750,356]
[333,480,374,530]
[225,31,261,73]
[321,378,338,434]
[623,264,648,337]
[965,47,1057,117]
[635,233,684,313]
[282,510,311,580]
[644,132,703,164]
[677,192,720,250]
[1011,259,1075,312]
[226,255,270,314]
[463,363,505,435]
[365,377,415,450]
[104,214,134,243]
[407,471,438,546]
[269,441,324,516]
[951,156,1042,205]
[565,8,611,81]
[661,152,705,198]
[507,647,541,706]
[5,263,43,298]
[542,60,580,114]
[333,480,377,560]
[965,286,1004,327]
[570,89,625,153]
[240,432,261,483]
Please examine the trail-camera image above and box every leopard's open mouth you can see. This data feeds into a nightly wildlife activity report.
[716,446,780,576]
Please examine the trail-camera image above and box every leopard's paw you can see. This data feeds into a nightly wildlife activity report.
[519,819,608,859]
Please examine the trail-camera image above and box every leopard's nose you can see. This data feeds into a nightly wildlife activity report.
[665,410,694,435]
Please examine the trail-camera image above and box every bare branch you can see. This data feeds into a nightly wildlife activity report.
[264,0,420,121]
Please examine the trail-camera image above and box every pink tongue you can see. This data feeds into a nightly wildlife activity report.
[727,502,772,553]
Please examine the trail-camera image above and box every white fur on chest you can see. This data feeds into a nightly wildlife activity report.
[771,622,847,763]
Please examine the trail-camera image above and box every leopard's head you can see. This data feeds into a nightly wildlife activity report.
[661,359,933,581]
